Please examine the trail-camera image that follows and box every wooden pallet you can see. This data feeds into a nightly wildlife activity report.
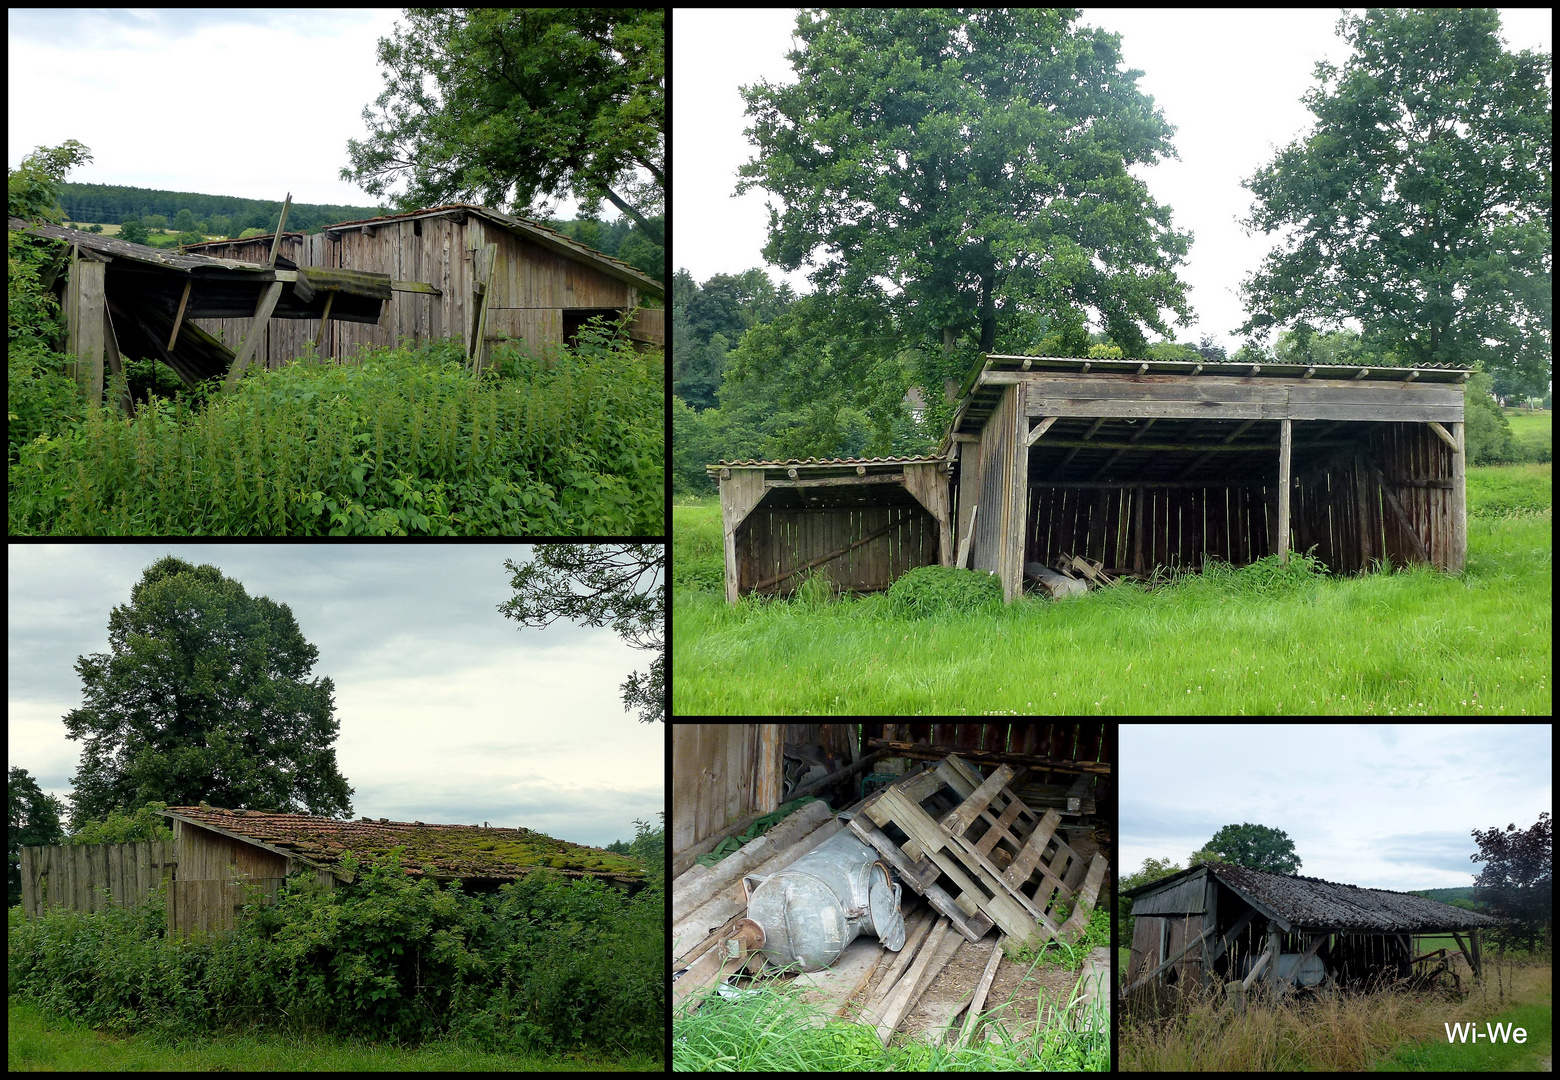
[849,754,1107,951]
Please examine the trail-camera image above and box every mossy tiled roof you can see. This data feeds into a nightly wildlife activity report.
[160,806,646,884]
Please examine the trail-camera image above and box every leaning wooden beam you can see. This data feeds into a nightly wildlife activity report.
[1365,457,1432,563]
[671,800,833,921]
[875,916,958,1045]
[956,934,1006,1047]
[167,279,193,350]
[753,517,905,592]
[313,292,335,352]
[1124,924,1213,994]
[224,281,285,389]
[266,193,292,268]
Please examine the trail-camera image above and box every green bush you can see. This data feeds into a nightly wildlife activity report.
[8,843,664,1058]
[886,565,1003,618]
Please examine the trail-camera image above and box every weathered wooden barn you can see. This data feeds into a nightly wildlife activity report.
[183,204,663,369]
[1123,863,1502,996]
[19,806,646,936]
[709,354,1471,601]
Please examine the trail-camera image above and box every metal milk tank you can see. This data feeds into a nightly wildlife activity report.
[740,824,906,972]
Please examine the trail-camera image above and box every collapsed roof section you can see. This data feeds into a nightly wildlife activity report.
[9,217,392,389]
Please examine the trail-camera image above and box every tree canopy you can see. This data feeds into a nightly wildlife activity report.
[498,545,664,723]
[8,767,67,907]
[1191,822,1302,875]
[1471,811,1552,952]
[63,556,354,827]
[343,8,664,246]
[1239,9,1552,399]
[737,8,1193,405]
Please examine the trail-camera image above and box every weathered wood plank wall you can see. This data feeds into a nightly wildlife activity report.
[19,841,177,918]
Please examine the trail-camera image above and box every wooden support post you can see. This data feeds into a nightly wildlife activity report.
[167,279,193,350]
[1267,924,1283,992]
[224,281,285,389]
[1450,421,1466,571]
[79,257,106,406]
[1277,418,1292,563]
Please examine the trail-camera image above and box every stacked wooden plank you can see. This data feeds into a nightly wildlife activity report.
[848,754,1107,954]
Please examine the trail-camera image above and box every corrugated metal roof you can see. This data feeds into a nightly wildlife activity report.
[708,455,947,470]
[1126,863,1502,933]
[979,353,1474,383]
[160,806,645,884]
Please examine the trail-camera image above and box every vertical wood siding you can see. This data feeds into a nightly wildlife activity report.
[185,212,649,367]
[20,841,177,918]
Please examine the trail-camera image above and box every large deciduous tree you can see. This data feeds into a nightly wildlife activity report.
[736,8,1192,402]
[343,8,664,245]
[1239,9,1552,398]
[498,545,664,723]
[1192,822,1302,875]
[1471,811,1552,953]
[63,557,354,827]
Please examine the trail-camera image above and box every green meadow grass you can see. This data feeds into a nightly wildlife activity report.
[672,464,1550,715]
[7,998,658,1072]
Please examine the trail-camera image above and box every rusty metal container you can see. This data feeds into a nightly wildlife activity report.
[740,826,905,972]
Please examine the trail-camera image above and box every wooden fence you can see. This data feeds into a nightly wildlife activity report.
[21,841,178,918]
[20,840,289,936]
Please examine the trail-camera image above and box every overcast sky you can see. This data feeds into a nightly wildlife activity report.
[6,8,596,218]
[1121,724,1551,891]
[674,8,1553,353]
[7,544,663,850]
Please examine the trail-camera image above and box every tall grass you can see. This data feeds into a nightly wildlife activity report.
[671,464,1550,715]
[9,332,663,536]
[1120,956,1551,1071]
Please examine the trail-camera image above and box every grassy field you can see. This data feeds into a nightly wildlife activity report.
[1119,960,1550,1071]
[7,999,659,1072]
[672,462,1551,715]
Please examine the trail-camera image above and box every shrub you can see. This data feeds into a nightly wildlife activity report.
[886,565,1003,618]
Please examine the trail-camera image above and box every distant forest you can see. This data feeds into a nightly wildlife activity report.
[58,182,387,234]
[55,182,664,282]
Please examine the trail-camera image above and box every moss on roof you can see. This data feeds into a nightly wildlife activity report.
[160,806,646,882]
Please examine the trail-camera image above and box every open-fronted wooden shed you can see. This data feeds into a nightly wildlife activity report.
[183,203,663,369]
[706,456,953,602]
[945,355,1472,600]
[1123,863,1502,995]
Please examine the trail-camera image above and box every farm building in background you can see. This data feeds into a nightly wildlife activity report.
[710,355,1471,601]
[183,204,663,368]
[1122,863,1503,997]
[19,805,647,936]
